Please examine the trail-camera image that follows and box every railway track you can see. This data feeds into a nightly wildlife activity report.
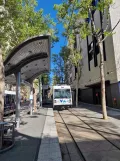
[68,109,120,151]
[55,109,120,161]
[57,111,87,161]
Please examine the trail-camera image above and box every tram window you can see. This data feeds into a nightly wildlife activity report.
[6,95,10,104]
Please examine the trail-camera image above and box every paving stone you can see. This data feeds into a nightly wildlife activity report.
[70,154,84,161]
[83,150,120,161]
[62,154,71,161]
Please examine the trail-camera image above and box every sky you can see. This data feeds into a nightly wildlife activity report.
[36,0,66,80]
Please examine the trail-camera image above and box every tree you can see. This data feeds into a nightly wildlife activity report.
[52,74,61,86]
[69,48,82,107]
[54,1,83,107]
[59,46,71,84]
[59,45,82,107]
[0,0,58,121]
[41,73,50,85]
[0,0,58,57]
[54,0,120,119]
[0,47,4,121]
[52,53,65,84]
[21,85,30,100]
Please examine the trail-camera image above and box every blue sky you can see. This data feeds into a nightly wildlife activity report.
[36,0,66,76]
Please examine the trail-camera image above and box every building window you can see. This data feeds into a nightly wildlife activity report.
[88,42,94,61]
[87,37,91,71]
[93,36,99,67]
[87,36,100,70]
[99,11,107,61]
[75,67,77,78]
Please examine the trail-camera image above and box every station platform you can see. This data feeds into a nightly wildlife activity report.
[0,108,62,161]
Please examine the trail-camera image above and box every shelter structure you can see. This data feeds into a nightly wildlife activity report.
[4,35,51,128]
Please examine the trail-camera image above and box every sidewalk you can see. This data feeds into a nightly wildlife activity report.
[0,108,47,161]
[77,102,120,136]
[72,102,120,160]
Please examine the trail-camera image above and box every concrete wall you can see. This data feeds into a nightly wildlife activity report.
[106,85,113,107]
[110,0,120,81]
[68,1,120,108]
[70,5,119,90]
[80,88,93,104]
[110,82,120,108]
[79,83,120,108]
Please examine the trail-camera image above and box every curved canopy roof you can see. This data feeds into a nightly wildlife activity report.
[4,35,51,84]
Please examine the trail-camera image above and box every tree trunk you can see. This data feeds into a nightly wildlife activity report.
[76,72,78,107]
[0,47,5,121]
[98,39,108,120]
[0,47,5,150]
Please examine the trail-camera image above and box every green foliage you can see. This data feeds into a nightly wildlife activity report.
[80,23,92,39]
[54,0,114,43]
[41,73,50,85]
[52,53,64,84]
[52,75,61,86]
[0,0,58,59]
[54,0,114,87]
[69,50,82,67]
[60,46,71,63]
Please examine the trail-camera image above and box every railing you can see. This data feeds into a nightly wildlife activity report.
[0,121,15,153]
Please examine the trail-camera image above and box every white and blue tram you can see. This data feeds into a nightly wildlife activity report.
[4,90,16,115]
[53,85,72,109]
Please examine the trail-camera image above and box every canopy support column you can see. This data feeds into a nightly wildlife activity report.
[15,71,21,128]
[33,86,37,112]
[30,85,33,116]
[39,76,42,108]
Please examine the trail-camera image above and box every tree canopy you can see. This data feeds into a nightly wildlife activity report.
[0,0,58,59]
[54,0,113,46]
[52,53,65,84]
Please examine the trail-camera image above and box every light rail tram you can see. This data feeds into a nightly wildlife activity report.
[4,90,16,115]
[53,85,72,110]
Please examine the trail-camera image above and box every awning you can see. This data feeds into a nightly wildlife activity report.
[4,35,51,84]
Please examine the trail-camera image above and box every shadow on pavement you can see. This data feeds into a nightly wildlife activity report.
[55,111,120,161]
[77,102,120,121]
[1,107,120,161]
[0,108,48,161]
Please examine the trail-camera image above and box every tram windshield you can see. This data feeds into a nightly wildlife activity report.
[54,89,71,99]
